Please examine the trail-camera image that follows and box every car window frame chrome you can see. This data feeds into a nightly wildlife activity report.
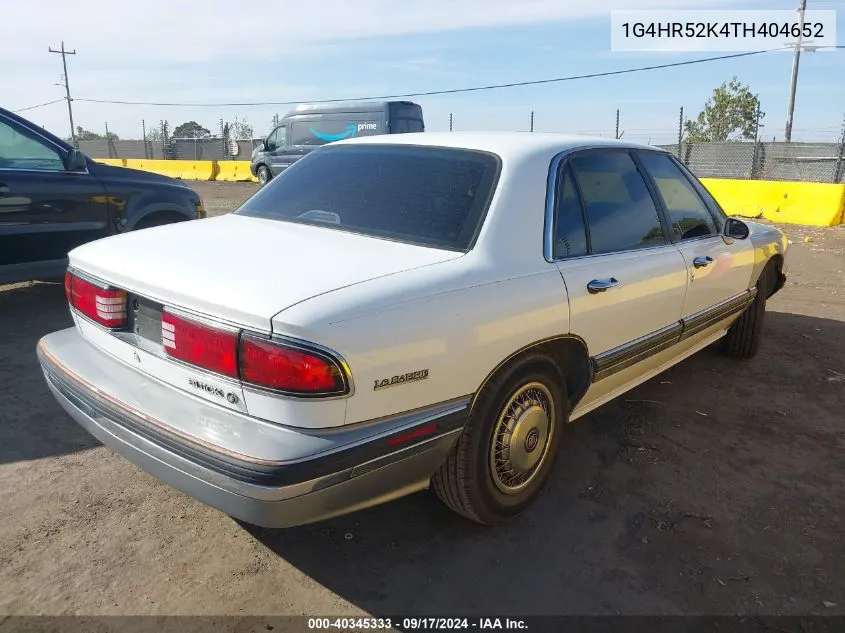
[544,145,675,263]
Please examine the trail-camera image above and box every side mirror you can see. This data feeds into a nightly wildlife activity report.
[724,218,750,240]
[66,149,87,171]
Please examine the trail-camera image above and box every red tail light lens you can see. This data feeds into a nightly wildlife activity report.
[239,335,347,395]
[66,272,127,328]
[64,271,73,303]
[161,312,238,378]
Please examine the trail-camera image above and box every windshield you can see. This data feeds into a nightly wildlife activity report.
[235,144,500,251]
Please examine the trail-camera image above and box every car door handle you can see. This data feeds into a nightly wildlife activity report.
[587,278,620,294]
[693,256,714,268]
[0,184,9,195]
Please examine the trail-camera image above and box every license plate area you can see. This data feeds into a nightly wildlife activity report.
[131,296,164,347]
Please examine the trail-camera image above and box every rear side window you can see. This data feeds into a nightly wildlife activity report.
[637,151,718,241]
[236,145,500,251]
[568,151,666,254]
[552,166,588,259]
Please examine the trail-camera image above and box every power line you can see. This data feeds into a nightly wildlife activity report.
[73,48,791,108]
[13,45,841,115]
[12,98,65,113]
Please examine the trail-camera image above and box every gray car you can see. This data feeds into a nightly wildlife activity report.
[250,100,424,185]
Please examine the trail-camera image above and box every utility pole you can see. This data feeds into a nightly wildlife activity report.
[530,110,535,132]
[677,106,684,159]
[615,109,620,139]
[49,41,77,147]
[784,0,807,142]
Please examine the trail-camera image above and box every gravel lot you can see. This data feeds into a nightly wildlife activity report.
[1,180,844,617]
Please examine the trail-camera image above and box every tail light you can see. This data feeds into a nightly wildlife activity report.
[64,270,350,399]
[240,334,348,396]
[161,311,238,378]
[65,271,127,328]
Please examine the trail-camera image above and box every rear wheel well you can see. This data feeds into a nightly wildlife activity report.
[133,210,189,230]
[473,337,592,416]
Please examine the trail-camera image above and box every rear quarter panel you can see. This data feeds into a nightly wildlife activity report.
[274,259,570,425]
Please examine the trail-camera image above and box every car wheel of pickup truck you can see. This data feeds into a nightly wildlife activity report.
[723,262,773,359]
[257,165,271,186]
[433,355,567,525]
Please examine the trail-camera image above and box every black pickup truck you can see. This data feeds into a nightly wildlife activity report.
[0,106,205,285]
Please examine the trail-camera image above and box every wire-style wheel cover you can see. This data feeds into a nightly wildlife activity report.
[488,381,555,495]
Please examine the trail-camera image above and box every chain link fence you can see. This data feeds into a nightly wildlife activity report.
[78,137,262,161]
[79,115,845,183]
[658,141,845,183]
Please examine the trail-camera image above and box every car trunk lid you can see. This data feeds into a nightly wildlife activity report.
[68,213,463,331]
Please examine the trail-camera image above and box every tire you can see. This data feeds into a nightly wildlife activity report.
[257,165,271,186]
[723,264,772,359]
[133,212,186,231]
[432,354,567,525]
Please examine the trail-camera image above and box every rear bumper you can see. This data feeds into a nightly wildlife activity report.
[37,328,467,528]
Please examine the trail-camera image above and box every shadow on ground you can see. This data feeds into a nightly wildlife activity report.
[247,311,845,616]
[0,282,99,464]
[2,275,844,615]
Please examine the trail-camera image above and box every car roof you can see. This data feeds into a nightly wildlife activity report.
[331,131,666,161]
[285,100,419,116]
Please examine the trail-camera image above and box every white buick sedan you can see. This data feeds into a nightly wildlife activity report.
[38,133,790,528]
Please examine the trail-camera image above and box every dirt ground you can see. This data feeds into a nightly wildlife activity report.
[1,181,844,618]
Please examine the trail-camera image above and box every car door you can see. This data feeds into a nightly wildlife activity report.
[635,151,755,334]
[0,114,109,281]
[551,149,689,408]
[264,126,292,176]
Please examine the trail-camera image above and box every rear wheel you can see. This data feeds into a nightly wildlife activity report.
[723,263,773,359]
[432,355,567,525]
[257,165,271,186]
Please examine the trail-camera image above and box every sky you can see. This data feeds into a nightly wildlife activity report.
[2,0,843,144]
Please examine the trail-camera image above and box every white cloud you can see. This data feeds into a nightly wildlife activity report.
[1,0,751,137]
[3,0,736,65]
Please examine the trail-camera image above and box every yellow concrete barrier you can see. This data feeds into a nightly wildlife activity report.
[179,161,217,181]
[123,159,217,181]
[216,160,258,183]
[701,178,845,227]
[95,158,126,167]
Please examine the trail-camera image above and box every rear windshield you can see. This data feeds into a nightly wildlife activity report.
[235,145,500,251]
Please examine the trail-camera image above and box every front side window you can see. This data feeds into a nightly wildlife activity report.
[637,151,718,241]
[236,145,500,251]
[265,127,281,151]
[568,151,666,254]
[0,119,65,171]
